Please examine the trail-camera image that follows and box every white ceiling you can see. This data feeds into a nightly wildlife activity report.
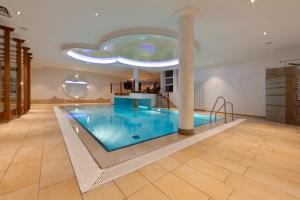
[1,0,300,79]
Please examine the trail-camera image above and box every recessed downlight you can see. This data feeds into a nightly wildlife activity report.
[16,11,21,16]
[250,0,255,3]
[95,12,99,16]
[263,32,267,36]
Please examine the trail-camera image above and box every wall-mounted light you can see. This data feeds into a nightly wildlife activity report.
[65,80,87,85]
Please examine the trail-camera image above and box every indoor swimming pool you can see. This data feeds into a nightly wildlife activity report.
[65,105,216,151]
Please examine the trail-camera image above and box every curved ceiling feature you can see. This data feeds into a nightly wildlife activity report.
[100,34,178,61]
[64,33,180,68]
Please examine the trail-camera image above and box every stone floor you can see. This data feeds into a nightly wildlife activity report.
[0,104,299,200]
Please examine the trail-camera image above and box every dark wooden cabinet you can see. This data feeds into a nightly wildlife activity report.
[266,66,300,125]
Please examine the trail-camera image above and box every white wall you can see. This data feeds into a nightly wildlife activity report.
[171,48,300,117]
[196,60,266,116]
[31,67,123,100]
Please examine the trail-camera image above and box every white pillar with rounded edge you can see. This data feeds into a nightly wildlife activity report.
[174,8,199,135]
[133,68,139,92]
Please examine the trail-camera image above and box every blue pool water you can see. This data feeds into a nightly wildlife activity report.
[65,105,214,152]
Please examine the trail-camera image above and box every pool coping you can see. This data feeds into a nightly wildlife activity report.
[53,105,246,193]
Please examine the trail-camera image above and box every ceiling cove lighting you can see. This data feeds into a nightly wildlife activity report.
[65,50,178,67]
[117,57,179,67]
[66,50,117,64]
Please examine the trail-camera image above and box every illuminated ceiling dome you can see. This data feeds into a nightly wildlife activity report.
[64,33,181,68]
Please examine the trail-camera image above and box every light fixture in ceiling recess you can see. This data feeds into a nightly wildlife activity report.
[16,11,21,16]
[95,12,99,16]
[65,50,178,68]
[117,57,179,68]
[270,48,274,53]
[66,50,117,64]
[263,32,268,36]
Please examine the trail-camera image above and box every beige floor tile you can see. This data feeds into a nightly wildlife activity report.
[138,163,168,182]
[225,173,298,200]
[83,181,124,200]
[39,178,82,200]
[0,153,15,171]
[0,171,4,182]
[12,147,42,164]
[43,143,68,161]
[170,146,201,163]
[43,134,64,148]
[154,173,209,200]
[228,190,256,200]
[155,156,181,171]
[214,143,256,159]
[241,157,300,185]
[244,168,300,198]
[192,142,213,151]
[206,146,244,162]
[19,136,44,149]
[0,185,38,200]
[128,184,168,200]
[173,165,233,200]
[0,160,41,195]
[40,157,74,188]
[186,157,230,181]
[254,153,300,173]
[114,171,149,196]
[197,152,247,174]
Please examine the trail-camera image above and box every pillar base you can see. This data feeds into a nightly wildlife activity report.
[178,128,194,135]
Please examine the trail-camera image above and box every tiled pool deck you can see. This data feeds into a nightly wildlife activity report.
[0,104,300,200]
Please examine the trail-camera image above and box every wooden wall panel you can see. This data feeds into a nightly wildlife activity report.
[0,25,31,122]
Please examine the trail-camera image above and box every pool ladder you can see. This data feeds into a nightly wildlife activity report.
[210,96,234,123]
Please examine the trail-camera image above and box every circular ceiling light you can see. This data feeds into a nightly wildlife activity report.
[138,43,156,57]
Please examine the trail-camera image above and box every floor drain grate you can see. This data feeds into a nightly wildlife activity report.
[132,135,140,139]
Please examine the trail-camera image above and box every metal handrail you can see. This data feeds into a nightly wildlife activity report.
[214,104,225,122]
[210,96,234,123]
[210,96,226,123]
[226,102,234,121]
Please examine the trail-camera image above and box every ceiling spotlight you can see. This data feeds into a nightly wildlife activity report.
[95,12,99,16]
[75,74,79,78]
[270,48,274,53]
[16,11,21,16]
[263,32,267,36]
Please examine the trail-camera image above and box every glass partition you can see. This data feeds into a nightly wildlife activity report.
[21,48,24,111]
[10,39,17,112]
[0,30,4,113]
